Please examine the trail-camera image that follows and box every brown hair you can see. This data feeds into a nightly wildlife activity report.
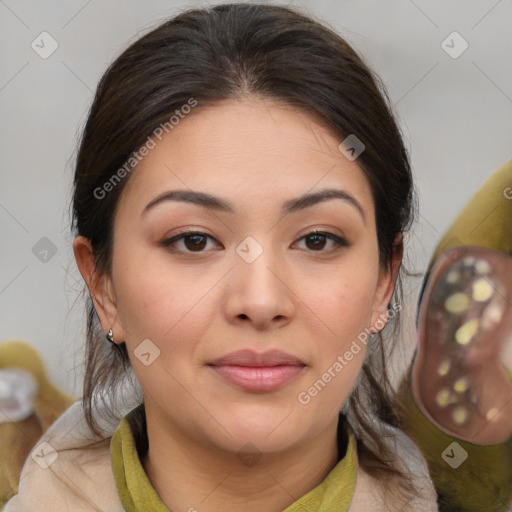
[69,2,418,503]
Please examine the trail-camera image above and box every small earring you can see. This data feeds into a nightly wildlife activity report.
[106,328,115,344]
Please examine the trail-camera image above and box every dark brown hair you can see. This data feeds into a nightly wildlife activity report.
[69,1,418,503]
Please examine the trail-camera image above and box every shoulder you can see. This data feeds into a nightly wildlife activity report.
[3,399,128,512]
[349,423,439,512]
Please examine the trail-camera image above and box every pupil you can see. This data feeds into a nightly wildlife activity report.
[307,234,325,250]
[186,235,206,251]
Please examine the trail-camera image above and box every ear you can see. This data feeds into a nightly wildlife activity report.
[369,233,403,332]
[72,235,124,344]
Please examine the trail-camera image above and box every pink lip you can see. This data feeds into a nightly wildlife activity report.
[207,349,306,392]
[208,349,305,367]
[209,365,305,392]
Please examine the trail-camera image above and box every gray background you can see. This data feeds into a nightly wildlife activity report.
[1,0,511,396]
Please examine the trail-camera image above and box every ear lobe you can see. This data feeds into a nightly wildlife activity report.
[370,234,404,331]
[72,235,121,337]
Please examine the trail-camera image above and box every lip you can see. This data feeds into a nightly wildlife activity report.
[208,349,306,367]
[207,349,306,392]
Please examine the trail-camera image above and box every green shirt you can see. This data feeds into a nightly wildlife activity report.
[110,408,358,512]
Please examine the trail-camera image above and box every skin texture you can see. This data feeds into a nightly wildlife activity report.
[73,98,401,512]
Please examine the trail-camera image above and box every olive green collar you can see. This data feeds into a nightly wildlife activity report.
[110,408,358,512]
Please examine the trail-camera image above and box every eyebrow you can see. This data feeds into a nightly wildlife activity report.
[142,188,366,223]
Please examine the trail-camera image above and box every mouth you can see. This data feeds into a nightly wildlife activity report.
[207,349,307,392]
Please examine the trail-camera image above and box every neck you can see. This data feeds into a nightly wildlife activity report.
[141,409,343,512]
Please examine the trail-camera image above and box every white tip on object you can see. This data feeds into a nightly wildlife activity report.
[500,335,512,375]
[0,369,38,424]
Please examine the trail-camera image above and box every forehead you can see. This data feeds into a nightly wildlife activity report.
[118,98,374,218]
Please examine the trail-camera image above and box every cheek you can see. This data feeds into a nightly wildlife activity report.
[305,251,379,399]
[313,286,373,383]
[300,284,375,414]
[111,243,222,378]
[111,243,196,346]
[315,264,378,345]
[113,265,206,401]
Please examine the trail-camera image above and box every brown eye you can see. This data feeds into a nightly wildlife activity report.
[182,234,208,251]
[305,233,328,251]
[296,231,348,252]
[161,231,219,253]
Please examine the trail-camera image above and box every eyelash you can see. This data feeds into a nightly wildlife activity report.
[160,230,349,255]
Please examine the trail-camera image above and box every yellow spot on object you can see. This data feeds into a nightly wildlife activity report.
[472,278,493,302]
[486,408,499,422]
[437,360,451,376]
[445,292,469,313]
[455,318,480,345]
[436,389,451,407]
[453,377,469,393]
[463,256,475,266]
[475,259,491,275]
[452,407,467,424]
[446,270,460,284]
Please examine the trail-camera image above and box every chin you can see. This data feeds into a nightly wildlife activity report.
[208,408,309,453]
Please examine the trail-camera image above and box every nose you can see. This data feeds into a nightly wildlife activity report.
[223,244,295,330]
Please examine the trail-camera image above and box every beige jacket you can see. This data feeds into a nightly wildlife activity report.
[3,392,439,512]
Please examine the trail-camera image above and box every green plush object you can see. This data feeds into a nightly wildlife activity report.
[397,159,512,511]
[0,340,76,507]
[427,160,512,268]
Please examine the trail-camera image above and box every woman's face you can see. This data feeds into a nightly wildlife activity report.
[78,98,396,455]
